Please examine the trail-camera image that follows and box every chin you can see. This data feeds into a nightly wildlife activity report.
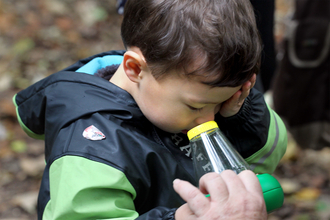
[150,120,186,134]
[157,126,182,134]
[181,130,189,134]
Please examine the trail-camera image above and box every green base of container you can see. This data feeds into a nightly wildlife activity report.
[204,173,284,213]
[257,174,284,213]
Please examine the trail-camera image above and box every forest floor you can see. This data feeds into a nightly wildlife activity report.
[0,0,329,219]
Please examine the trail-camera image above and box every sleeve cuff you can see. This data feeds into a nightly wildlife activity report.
[216,95,252,130]
[162,208,177,220]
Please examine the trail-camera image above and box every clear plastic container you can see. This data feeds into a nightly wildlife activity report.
[187,121,284,213]
[188,121,250,177]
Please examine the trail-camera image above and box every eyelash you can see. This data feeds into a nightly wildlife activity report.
[188,106,204,112]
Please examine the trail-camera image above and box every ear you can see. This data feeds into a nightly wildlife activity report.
[123,51,147,83]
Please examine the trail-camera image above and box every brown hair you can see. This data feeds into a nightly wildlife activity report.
[121,0,262,87]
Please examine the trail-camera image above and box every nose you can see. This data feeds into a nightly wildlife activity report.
[195,111,215,125]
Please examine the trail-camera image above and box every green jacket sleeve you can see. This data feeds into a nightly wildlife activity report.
[246,104,287,174]
[43,155,139,220]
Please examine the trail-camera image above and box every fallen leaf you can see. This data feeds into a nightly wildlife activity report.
[11,191,38,214]
[20,156,45,177]
[10,140,27,153]
[280,178,301,194]
[55,17,74,31]
[12,38,35,55]
[0,122,7,140]
[280,132,300,163]
[294,188,321,201]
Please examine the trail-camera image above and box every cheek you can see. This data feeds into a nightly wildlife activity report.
[137,83,192,131]
[146,105,191,132]
[149,106,181,125]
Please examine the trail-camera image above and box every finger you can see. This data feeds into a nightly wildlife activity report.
[173,179,210,216]
[237,73,256,103]
[249,73,257,88]
[219,170,247,196]
[232,90,243,105]
[220,90,238,108]
[238,81,251,103]
[199,172,230,203]
[238,171,267,214]
[238,170,263,195]
[175,203,195,220]
[219,90,242,117]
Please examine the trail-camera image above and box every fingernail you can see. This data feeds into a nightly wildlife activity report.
[173,179,181,185]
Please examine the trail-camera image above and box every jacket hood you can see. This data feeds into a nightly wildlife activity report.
[14,51,150,141]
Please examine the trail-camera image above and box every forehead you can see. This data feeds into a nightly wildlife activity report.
[160,71,241,103]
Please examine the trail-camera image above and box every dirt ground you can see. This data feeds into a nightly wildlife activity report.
[1,0,329,219]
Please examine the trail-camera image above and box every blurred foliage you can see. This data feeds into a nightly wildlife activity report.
[0,0,124,218]
[0,0,124,91]
[0,0,329,219]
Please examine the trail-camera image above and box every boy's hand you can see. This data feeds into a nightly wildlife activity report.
[173,170,267,220]
[219,74,256,118]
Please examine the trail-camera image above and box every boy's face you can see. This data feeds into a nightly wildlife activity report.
[136,69,241,134]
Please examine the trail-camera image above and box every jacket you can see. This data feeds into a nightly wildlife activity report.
[13,50,287,220]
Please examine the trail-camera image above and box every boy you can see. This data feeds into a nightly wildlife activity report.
[13,0,287,219]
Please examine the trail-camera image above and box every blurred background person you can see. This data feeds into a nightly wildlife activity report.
[250,0,277,94]
[117,0,127,14]
[272,0,330,150]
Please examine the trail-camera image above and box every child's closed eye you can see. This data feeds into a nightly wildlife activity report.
[187,105,204,112]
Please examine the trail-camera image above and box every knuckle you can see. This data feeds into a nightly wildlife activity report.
[240,195,265,213]
[238,170,255,178]
[221,170,237,178]
[201,172,220,182]
[186,187,201,200]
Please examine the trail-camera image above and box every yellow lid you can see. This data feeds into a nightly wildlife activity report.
[187,121,219,140]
